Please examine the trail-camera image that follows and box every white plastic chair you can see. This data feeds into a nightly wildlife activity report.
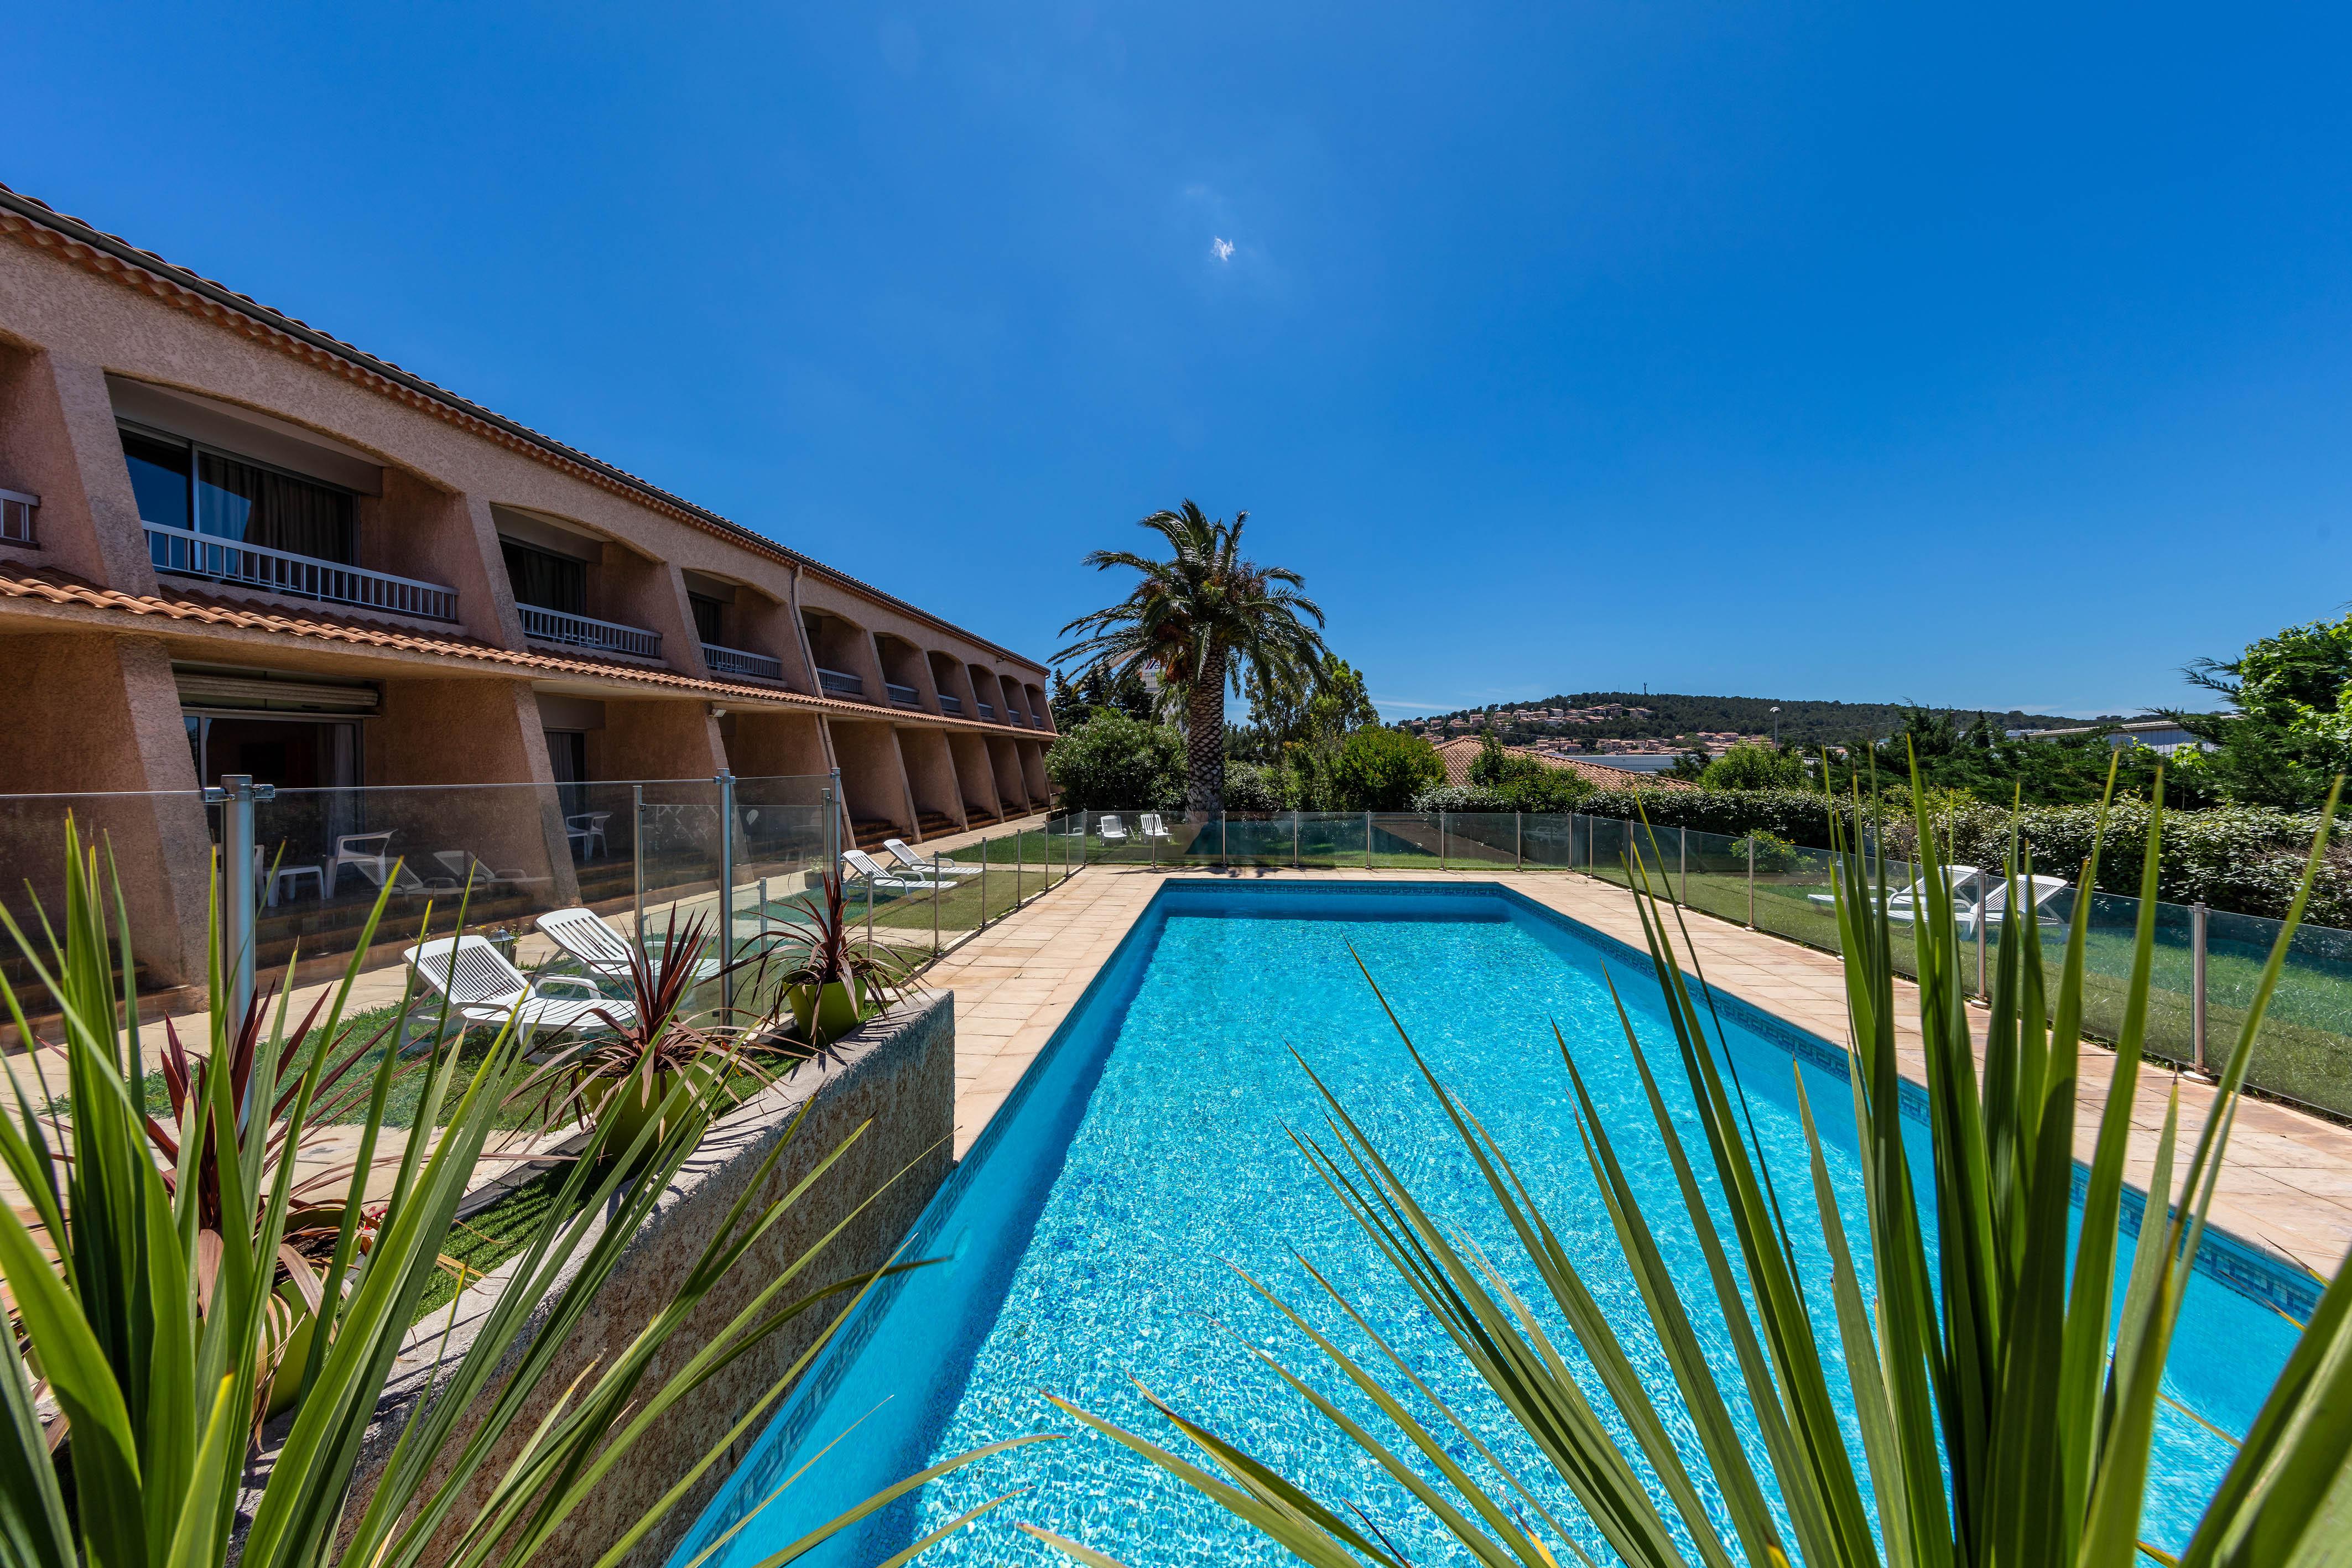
[403,934,633,1042]
[1138,814,1174,843]
[326,830,395,892]
[566,812,611,859]
[535,907,719,984]
[843,847,944,894]
[1098,815,1131,846]
[882,837,981,878]
[1958,874,2074,939]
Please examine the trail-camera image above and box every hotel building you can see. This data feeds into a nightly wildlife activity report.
[0,185,1055,989]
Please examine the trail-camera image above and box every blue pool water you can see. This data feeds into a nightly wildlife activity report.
[672,883,2306,1567]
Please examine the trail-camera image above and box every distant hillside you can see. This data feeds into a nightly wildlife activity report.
[1398,691,2129,749]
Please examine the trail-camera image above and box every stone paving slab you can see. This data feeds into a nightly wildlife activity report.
[927,863,2352,1283]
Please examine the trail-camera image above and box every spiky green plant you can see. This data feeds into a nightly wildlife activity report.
[0,824,1043,1568]
[1030,770,2352,1567]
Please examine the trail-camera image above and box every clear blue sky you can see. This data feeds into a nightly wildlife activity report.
[14,4,2350,719]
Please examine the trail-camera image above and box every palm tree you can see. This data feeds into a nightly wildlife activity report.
[1058,501,1328,815]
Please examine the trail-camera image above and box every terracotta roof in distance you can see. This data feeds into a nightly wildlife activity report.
[1433,736,1696,792]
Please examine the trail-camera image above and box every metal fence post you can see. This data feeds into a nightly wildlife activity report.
[1221,812,1229,869]
[1365,810,1373,871]
[1293,809,1300,869]
[1515,812,1523,871]
[865,865,875,953]
[1014,827,1024,910]
[933,857,942,955]
[633,784,647,951]
[1440,811,1448,871]
[209,773,269,1030]
[1975,893,1988,999]
[1747,835,1756,928]
[2192,900,2210,1075]
[1679,825,1688,905]
[715,769,736,1014]
[980,840,988,931]
[826,767,843,879]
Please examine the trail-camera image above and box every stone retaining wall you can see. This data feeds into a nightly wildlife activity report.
[251,988,956,1568]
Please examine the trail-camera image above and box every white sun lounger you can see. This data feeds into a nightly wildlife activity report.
[403,934,634,1044]
[535,907,720,984]
[844,847,945,894]
[1098,815,1130,845]
[883,837,982,878]
[1138,813,1174,842]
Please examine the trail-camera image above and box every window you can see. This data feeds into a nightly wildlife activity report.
[689,593,726,645]
[501,539,588,614]
[122,424,355,562]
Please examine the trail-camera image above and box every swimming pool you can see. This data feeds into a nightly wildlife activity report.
[670,881,2312,1567]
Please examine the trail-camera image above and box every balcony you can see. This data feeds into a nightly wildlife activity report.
[976,701,996,722]
[938,692,965,716]
[885,681,922,709]
[703,642,783,682]
[517,603,662,659]
[1,488,35,546]
[816,667,865,697]
[1031,713,1048,731]
[146,521,456,621]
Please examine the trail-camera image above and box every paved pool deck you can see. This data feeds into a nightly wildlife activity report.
[930,862,2352,1284]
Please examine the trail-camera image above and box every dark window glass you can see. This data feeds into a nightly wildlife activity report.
[122,430,192,530]
[195,451,355,561]
[544,728,589,818]
[501,540,587,613]
[689,593,726,645]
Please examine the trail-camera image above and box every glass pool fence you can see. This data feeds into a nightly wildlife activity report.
[0,773,1081,1038]
[1060,808,2352,1122]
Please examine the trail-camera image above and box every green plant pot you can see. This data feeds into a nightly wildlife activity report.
[785,977,866,1045]
[581,1060,720,1165]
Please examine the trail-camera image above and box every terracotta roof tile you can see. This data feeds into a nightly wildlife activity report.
[1433,736,1695,791]
[0,571,1048,735]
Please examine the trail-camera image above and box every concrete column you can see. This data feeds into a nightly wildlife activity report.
[734,587,810,692]
[597,546,704,675]
[357,481,522,645]
[0,350,160,592]
[985,734,1028,815]
[894,726,965,836]
[946,731,1003,824]
[0,633,211,986]
[1016,738,1052,808]
[824,719,916,841]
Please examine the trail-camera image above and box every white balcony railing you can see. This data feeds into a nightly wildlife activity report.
[938,692,964,716]
[816,667,864,696]
[518,603,662,659]
[703,642,783,681]
[1,488,36,546]
[145,521,457,621]
[885,681,921,708]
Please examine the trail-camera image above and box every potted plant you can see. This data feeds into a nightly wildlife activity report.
[560,911,785,1166]
[762,872,907,1046]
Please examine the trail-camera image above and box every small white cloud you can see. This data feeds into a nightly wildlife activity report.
[1210,237,1235,263]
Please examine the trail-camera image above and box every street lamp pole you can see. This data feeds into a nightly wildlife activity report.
[1770,705,1781,747]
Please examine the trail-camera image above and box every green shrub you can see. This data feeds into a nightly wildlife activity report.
[1221,759,1294,813]
[1044,710,1185,810]
[1699,741,1805,790]
[1328,728,1445,811]
[1730,827,1801,873]
[1409,784,1512,812]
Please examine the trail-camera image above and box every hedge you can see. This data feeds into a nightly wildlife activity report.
[1570,788,2350,930]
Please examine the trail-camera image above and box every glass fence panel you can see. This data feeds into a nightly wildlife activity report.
[1220,813,1291,867]
[1749,840,1839,950]
[0,789,214,1001]
[1586,815,1632,888]
[1678,826,1755,930]
[1297,812,1362,868]
[2212,907,2352,1119]
[1521,813,1583,871]
[1369,814,1442,869]
[1441,814,1518,868]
